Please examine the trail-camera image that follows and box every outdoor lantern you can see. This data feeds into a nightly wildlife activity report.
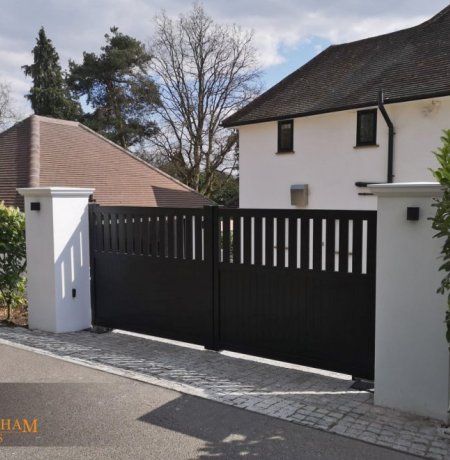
[290,184,308,207]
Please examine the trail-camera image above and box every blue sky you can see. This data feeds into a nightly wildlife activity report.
[0,0,448,115]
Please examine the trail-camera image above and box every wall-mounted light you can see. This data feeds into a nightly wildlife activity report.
[290,184,308,207]
[407,207,420,221]
[30,202,40,211]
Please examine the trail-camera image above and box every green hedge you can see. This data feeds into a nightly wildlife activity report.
[431,129,450,344]
[0,203,26,321]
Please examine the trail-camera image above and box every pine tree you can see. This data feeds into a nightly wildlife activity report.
[67,27,160,148]
[23,27,80,120]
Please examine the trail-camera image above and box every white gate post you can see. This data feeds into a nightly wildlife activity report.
[18,187,94,333]
[369,182,450,422]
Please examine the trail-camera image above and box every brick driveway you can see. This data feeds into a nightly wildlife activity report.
[0,325,448,459]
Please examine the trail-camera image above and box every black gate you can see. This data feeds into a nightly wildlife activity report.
[89,205,376,379]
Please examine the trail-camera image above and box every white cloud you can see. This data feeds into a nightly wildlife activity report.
[0,0,447,115]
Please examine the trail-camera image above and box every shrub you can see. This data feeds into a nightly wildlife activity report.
[431,129,450,344]
[0,203,26,321]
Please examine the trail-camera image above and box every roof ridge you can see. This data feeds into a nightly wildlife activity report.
[34,114,80,126]
[330,4,449,49]
[421,3,450,25]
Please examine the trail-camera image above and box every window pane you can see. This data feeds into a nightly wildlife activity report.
[279,121,293,151]
[358,111,376,145]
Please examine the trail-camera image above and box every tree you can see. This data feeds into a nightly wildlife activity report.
[148,5,261,197]
[0,203,26,322]
[431,130,450,345]
[23,27,80,120]
[0,82,18,131]
[67,27,160,148]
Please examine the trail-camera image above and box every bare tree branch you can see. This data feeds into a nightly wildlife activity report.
[148,4,261,196]
[0,83,19,131]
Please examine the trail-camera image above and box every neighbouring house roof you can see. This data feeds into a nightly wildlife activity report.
[0,115,212,209]
[222,5,450,127]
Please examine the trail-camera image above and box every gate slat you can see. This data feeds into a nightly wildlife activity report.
[194,214,203,261]
[288,217,297,269]
[135,216,143,255]
[265,216,274,267]
[95,210,104,252]
[353,218,363,274]
[117,213,125,254]
[325,217,335,272]
[276,217,285,268]
[254,216,262,266]
[185,214,193,260]
[243,216,251,265]
[339,218,349,273]
[142,216,151,256]
[222,215,230,263]
[233,215,241,264]
[176,215,184,259]
[300,217,310,270]
[110,213,118,252]
[153,216,160,258]
[366,214,377,275]
[148,216,155,256]
[160,215,167,258]
[167,214,175,259]
[313,218,322,271]
[125,214,133,254]
[103,213,111,252]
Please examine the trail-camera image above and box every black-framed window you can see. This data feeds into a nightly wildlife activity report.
[278,120,294,152]
[356,109,377,146]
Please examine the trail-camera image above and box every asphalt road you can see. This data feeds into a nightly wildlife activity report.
[0,343,417,460]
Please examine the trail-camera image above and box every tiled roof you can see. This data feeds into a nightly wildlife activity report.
[0,115,212,208]
[223,5,450,127]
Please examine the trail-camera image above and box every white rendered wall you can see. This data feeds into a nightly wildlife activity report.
[18,187,94,332]
[371,183,450,422]
[239,96,450,209]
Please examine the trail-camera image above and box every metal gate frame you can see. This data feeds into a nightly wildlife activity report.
[89,204,376,379]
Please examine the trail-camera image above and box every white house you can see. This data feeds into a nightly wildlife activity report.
[222,5,450,210]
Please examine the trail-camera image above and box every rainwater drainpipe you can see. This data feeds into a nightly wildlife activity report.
[377,90,395,183]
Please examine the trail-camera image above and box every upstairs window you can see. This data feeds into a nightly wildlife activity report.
[278,120,294,152]
[356,109,377,146]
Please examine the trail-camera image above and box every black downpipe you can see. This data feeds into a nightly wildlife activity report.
[377,90,395,183]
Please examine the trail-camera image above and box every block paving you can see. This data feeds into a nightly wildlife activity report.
[0,325,448,459]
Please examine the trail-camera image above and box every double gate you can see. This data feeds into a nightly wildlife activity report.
[89,205,376,379]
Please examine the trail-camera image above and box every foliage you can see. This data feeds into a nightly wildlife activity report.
[0,82,18,131]
[0,203,26,322]
[431,129,450,344]
[23,27,81,120]
[201,173,239,207]
[67,27,160,148]
[148,4,261,197]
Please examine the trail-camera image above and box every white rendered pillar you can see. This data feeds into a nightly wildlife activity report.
[18,187,94,332]
[369,182,450,422]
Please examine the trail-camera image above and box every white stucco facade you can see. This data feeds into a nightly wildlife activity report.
[18,187,94,333]
[238,96,450,209]
[370,183,449,422]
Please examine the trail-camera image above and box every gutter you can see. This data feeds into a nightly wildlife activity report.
[377,90,395,183]
[221,88,450,128]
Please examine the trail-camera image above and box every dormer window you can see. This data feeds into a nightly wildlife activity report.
[277,120,294,153]
[356,109,377,146]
